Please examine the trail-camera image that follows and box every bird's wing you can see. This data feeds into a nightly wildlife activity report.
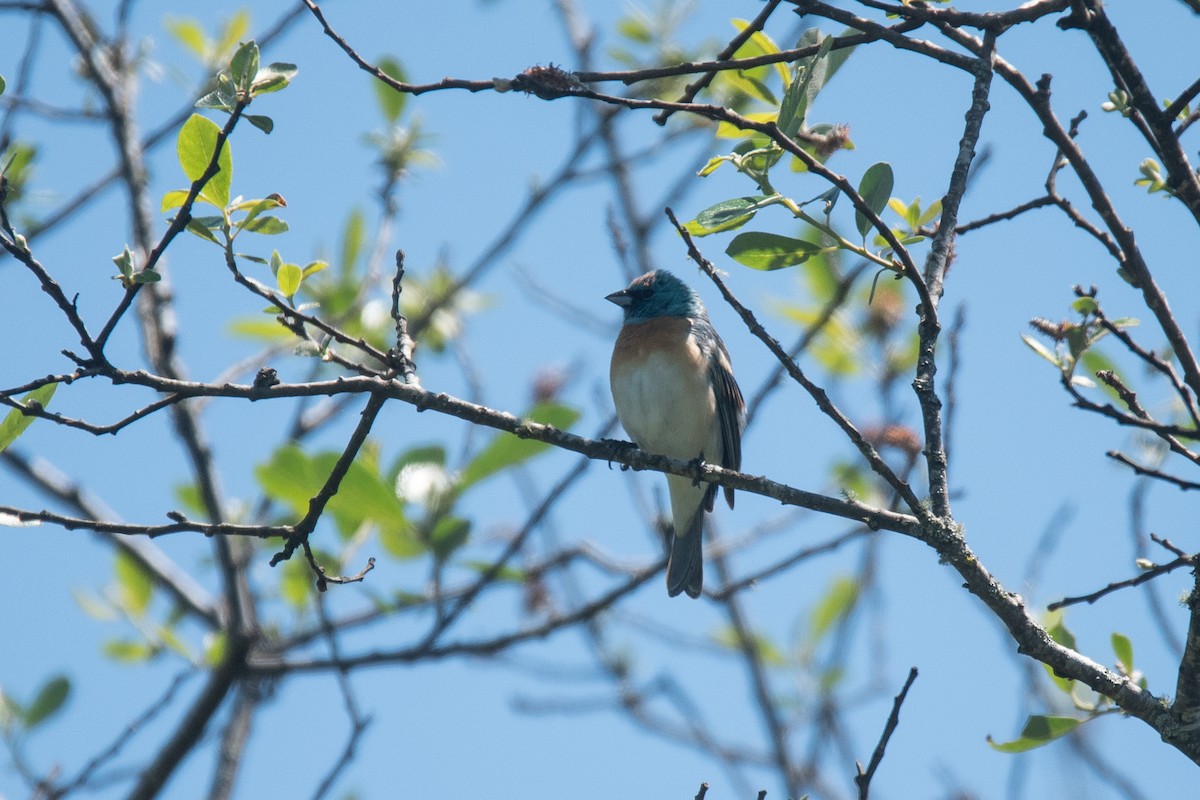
[705,333,745,509]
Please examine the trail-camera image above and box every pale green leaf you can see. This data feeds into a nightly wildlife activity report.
[165,17,208,61]
[177,114,231,208]
[808,575,859,645]
[0,383,58,453]
[115,551,154,616]
[374,56,409,124]
[276,262,302,296]
[104,639,157,662]
[459,403,580,489]
[1021,334,1061,368]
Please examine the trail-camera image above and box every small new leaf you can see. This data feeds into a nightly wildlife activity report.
[277,261,303,297]
[230,40,260,93]
[245,114,274,134]
[112,245,136,278]
[1112,632,1134,675]
[252,63,297,96]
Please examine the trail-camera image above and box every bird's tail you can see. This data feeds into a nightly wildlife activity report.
[666,504,704,599]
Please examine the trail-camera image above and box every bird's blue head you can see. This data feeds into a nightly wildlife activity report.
[606,270,706,322]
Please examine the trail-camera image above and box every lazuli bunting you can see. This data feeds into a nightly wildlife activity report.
[607,270,745,598]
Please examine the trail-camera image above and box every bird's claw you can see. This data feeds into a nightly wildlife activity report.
[688,452,708,488]
[603,438,638,471]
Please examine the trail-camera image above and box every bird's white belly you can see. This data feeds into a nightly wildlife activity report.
[611,350,718,461]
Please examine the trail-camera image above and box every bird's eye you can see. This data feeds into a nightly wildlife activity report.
[628,286,652,300]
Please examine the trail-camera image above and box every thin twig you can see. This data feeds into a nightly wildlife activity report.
[855,667,919,799]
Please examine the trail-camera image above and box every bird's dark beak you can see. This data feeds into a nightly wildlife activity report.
[606,289,632,307]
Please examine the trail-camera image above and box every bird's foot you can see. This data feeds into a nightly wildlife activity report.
[603,438,638,471]
[688,452,708,487]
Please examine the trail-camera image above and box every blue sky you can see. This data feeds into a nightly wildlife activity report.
[3,2,1199,798]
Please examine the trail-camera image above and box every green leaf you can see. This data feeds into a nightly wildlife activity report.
[459,402,580,489]
[1072,296,1098,315]
[684,195,771,236]
[698,156,727,177]
[855,162,894,238]
[0,383,58,453]
[302,260,328,278]
[808,575,859,645]
[104,639,158,663]
[132,270,161,285]
[726,231,822,271]
[1080,350,1123,401]
[988,715,1082,752]
[177,114,231,208]
[245,114,274,134]
[204,631,228,667]
[112,244,135,278]
[778,34,833,137]
[185,217,221,243]
[0,75,6,98]
[23,676,69,729]
[277,262,302,297]
[194,94,229,112]
[1112,632,1134,674]
[230,40,259,92]
[240,215,288,235]
[1045,610,1077,650]
[255,444,410,547]
[115,551,154,616]
[340,209,366,274]
[231,194,285,226]
[374,56,409,124]
[428,516,471,561]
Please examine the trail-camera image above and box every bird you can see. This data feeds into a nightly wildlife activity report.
[607,269,745,598]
